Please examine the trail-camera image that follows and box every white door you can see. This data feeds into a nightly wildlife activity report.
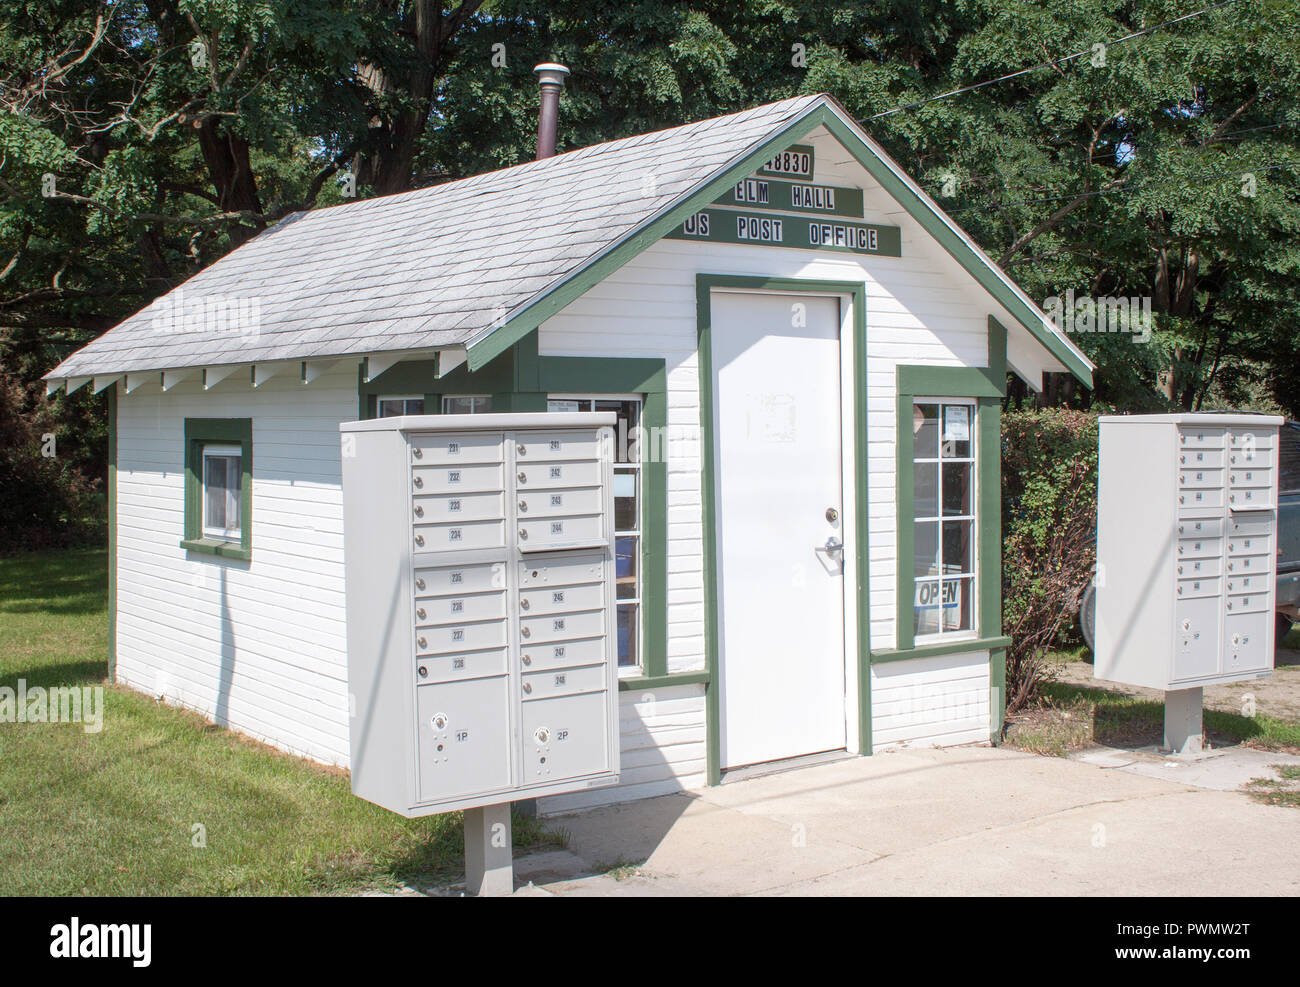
[711,290,847,769]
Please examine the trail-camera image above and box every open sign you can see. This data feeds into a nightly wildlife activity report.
[915,579,959,611]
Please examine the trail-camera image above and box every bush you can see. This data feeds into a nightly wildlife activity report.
[0,370,106,552]
[1001,408,1098,712]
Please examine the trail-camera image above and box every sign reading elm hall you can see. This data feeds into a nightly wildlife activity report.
[665,141,903,257]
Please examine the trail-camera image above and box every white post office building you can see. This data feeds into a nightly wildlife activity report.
[47,91,1092,811]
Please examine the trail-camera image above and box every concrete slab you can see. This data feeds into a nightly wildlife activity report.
[1077,743,1300,793]
[516,745,1300,896]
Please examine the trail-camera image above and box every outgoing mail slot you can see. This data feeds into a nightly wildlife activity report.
[518,581,604,615]
[413,562,504,597]
[515,459,603,489]
[1176,576,1221,599]
[519,608,606,644]
[517,486,604,518]
[416,677,512,803]
[412,490,505,524]
[1175,557,1221,578]
[416,619,508,655]
[515,431,603,462]
[519,635,607,671]
[517,513,605,551]
[409,432,504,465]
[518,553,604,587]
[1177,487,1224,509]
[1176,537,1221,559]
[415,647,508,684]
[1177,427,1224,448]
[1178,469,1222,489]
[413,518,505,552]
[415,590,506,626]
[519,692,611,784]
[521,662,605,701]
[1176,518,1223,538]
[412,462,504,493]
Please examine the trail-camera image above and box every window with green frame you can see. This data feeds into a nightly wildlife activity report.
[182,418,253,560]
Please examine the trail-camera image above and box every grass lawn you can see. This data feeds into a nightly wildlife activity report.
[0,548,559,895]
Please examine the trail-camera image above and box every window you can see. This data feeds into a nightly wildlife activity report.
[911,400,975,638]
[377,395,425,417]
[202,444,242,540]
[441,395,493,415]
[182,418,252,560]
[548,395,642,669]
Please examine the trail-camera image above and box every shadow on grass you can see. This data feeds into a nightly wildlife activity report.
[0,659,108,689]
[0,549,107,617]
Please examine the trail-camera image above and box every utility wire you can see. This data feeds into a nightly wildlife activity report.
[867,0,1240,120]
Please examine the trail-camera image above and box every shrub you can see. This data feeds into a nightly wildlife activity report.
[1001,408,1098,712]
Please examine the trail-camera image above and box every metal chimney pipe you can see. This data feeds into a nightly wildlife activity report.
[533,63,569,160]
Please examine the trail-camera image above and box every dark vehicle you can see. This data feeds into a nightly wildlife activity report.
[1078,419,1300,650]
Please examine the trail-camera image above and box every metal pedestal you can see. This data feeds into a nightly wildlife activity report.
[464,803,513,896]
[1163,687,1204,756]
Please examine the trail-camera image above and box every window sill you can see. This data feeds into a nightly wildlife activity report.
[870,635,1011,664]
[180,538,251,561]
[617,670,710,692]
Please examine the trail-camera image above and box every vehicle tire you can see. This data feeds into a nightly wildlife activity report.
[1278,612,1295,644]
[1079,581,1097,653]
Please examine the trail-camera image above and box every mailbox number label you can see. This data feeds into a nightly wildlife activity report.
[549,467,562,479]
[448,499,461,512]
[447,442,460,454]
[448,470,461,483]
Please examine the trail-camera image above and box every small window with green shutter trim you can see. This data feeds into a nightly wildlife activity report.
[182,419,252,560]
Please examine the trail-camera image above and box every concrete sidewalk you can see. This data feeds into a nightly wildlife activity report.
[512,745,1300,896]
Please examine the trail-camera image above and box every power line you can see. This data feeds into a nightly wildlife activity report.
[867,0,1240,120]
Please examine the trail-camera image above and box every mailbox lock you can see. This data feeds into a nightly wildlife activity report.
[431,713,448,731]
[415,578,426,590]
[520,599,530,610]
[519,529,528,540]
[414,504,424,517]
[412,447,423,459]
[518,500,528,512]
[413,476,423,488]
[1181,619,1191,631]
[414,534,425,547]
[534,727,549,744]
[416,607,426,620]
[517,472,527,483]
[521,627,531,638]
[417,636,428,649]
[522,654,532,666]
[418,665,428,678]
[517,443,527,455]
[523,683,532,694]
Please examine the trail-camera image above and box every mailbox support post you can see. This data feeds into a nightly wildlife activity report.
[1163,687,1204,756]
[464,802,514,896]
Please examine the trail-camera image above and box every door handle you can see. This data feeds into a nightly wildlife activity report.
[822,536,844,555]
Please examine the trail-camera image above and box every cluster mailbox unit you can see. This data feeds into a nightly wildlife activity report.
[1096,413,1283,752]
[340,412,621,882]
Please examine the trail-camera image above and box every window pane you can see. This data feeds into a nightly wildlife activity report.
[204,457,227,530]
[377,399,405,418]
[942,519,973,574]
[614,469,638,530]
[942,577,973,632]
[226,466,241,532]
[941,404,972,458]
[406,398,425,415]
[913,461,938,518]
[913,579,941,636]
[914,520,939,578]
[942,461,972,516]
[617,604,638,667]
[615,535,638,599]
[595,399,641,463]
[913,403,939,458]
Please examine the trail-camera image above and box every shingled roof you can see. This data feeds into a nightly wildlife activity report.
[46,94,824,382]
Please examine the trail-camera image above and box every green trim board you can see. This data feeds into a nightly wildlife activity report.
[618,671,710,692]
[715,176,865,217]
[182,418,253,561]
[107,384,117,683]
[870,635,1012,664]
[696,274,871,786]
[465,101,1092,389]
[666,208,901,257]
[357,342,671,680]
[887,321,1005,667]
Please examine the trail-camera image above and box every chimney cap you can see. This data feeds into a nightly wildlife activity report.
[533,63,570,86]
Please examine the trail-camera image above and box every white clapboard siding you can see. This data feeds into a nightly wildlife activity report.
[539,684,707,814]
[113,365,358,765]
[870,651,992,749]
[539,123,1026,664]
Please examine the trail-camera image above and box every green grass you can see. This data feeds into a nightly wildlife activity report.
[0,549,560,895]
[1244,765,1300,808]
[1038,680,1300,753]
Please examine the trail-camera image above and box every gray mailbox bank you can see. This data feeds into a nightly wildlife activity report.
[340,412,621,893]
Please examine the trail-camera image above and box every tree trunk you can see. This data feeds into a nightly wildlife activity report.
[196,119,264,246]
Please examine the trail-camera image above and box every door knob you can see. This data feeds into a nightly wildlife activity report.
[823,535,844,555]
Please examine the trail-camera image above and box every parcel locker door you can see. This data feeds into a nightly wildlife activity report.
[519,693,611,784]
[1172,597,1220,683]
[416,677,512,803]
